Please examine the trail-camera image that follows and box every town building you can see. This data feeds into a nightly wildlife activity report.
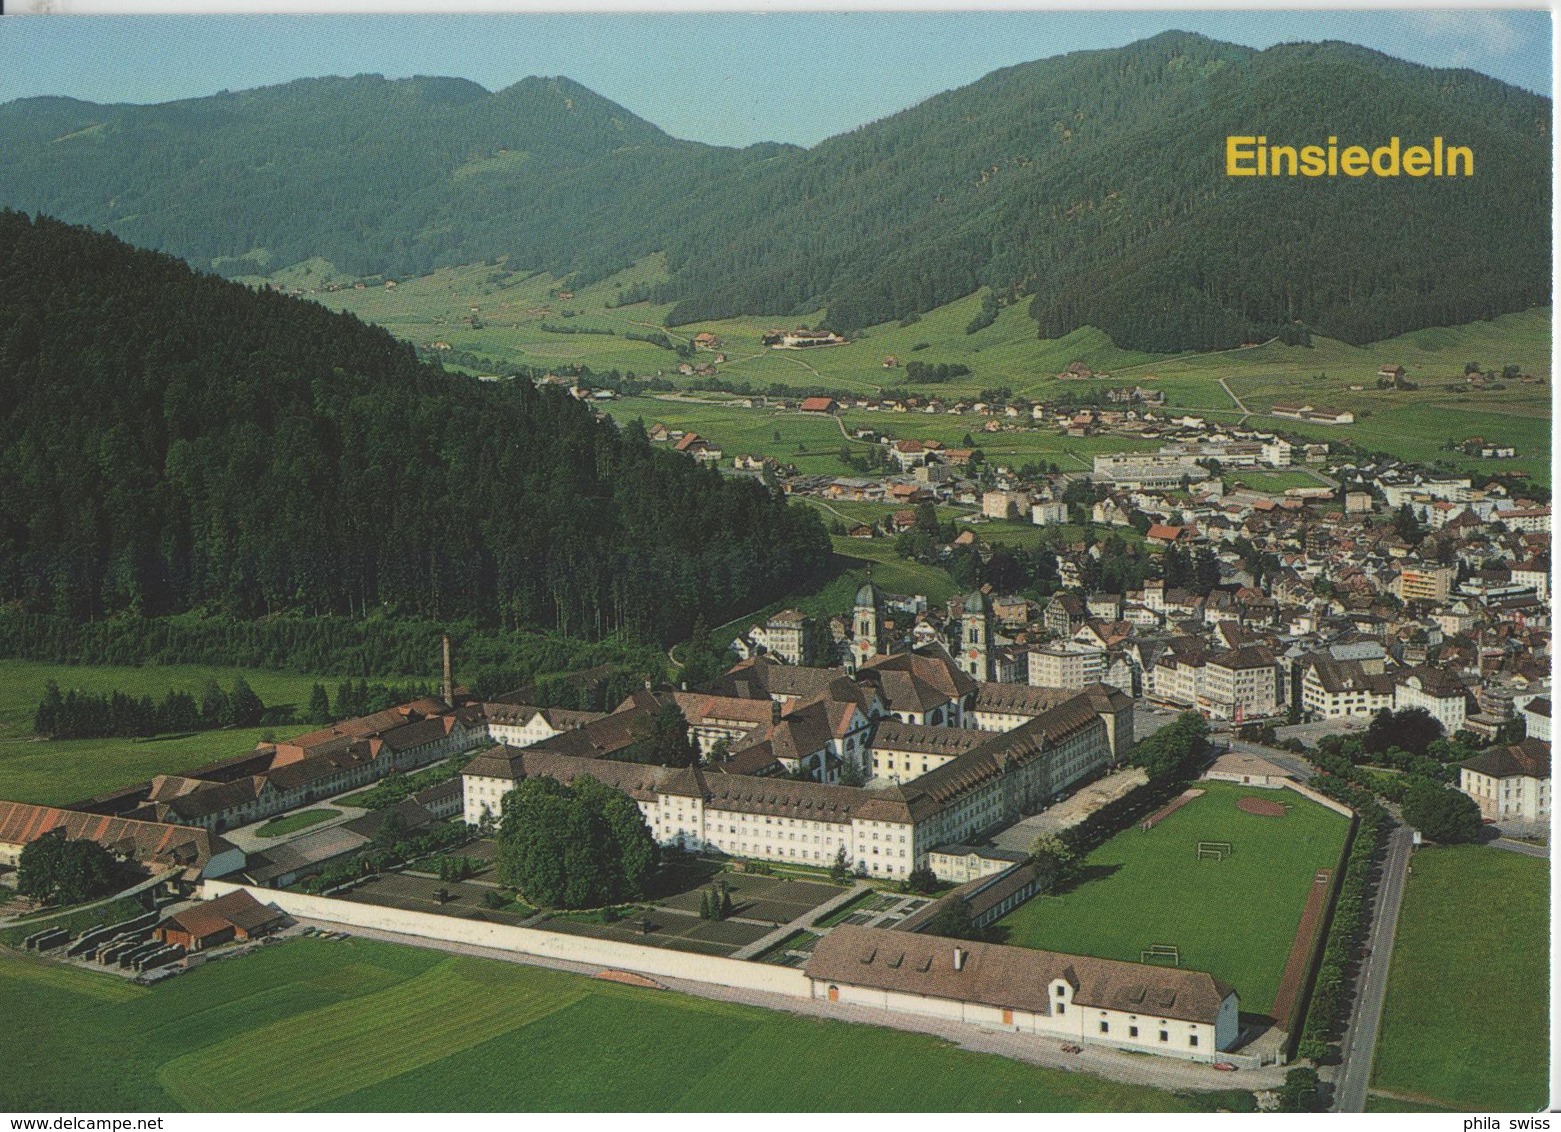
[1028,642,1107,690]
[1460,739,1551,825]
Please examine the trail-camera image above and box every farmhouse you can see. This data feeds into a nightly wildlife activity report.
[805,925,1240,1060]
[0,800,244,885]
[798,396,838,413]
[153,888,284,951]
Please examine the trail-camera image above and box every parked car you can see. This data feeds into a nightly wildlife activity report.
[1213,1063,1238,1072]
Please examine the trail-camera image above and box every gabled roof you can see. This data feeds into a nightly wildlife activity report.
[1463,738,1550,781]
[805,925,1234,1024]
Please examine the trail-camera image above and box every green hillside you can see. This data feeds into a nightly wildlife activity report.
[0,211,828,639]
[0,32,1548,352]
[306,254,1550,484]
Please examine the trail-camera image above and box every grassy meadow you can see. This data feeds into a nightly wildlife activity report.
[291,254,1550,484]
[993,782,1351,1016]
[0,660,408,806]
[1370,846,1549,1112]
[0,936,1239,1112]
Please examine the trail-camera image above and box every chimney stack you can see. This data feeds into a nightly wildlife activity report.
[953,947,967,971]
[442,634,453,706]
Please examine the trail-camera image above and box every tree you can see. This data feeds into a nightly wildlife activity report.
[306,682,331,725]
[829,844,851,883]
[624,702,696,767]
[678,615,731,690]
[496,774,658,908]
[1393,502,1424,544]
[17,828,119,906]
[1275,1067,1322,1112]
[228,677,265,727]
[900,864,938,894]
[1028,833,1078,893]
[1363,707,1442,759]
[923,900,984,942]
[1402,781,1482,844]
[33,679,63,737]
[1132,711,1210,782]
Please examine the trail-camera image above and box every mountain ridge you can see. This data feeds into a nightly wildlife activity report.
[0,31,1547,350]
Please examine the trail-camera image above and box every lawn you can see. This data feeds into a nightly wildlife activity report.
[1370,845,1549,1112]
[0,936,1233,1112]
[992,782,1351,1016]
[255,809,342,839]
[0,660,410,806]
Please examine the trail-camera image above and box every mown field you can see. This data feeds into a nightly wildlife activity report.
[0,660,380,805]
[1370,846,1549,1112]
[993,782,1351,1016]
[297,254,1550,484]
[0,937,1236,1112]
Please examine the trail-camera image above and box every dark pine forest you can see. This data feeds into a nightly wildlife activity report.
[0,212,829,643]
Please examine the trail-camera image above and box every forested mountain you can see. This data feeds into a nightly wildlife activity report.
[0,212,828,640]
[0,32,1548,350]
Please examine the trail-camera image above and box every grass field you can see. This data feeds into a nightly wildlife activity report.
[255,809,342,839]
[993,783,1351,1016]
[0,660,412,806]
[297,254,1549,484]
[0,936,1237,1112]
[1370,846,1549,1112]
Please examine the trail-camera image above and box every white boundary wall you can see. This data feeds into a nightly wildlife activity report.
[1280,778,1356,818]
[202,880,810,998]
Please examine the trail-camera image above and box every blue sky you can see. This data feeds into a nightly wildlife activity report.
[0,10,1550,147]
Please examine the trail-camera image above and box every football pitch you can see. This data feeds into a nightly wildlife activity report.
[993,781,1351,1015]
[0,937,1235,1112]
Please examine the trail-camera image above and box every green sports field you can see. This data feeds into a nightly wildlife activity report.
[1370,845,1549,1112]
[0,937,1237,1112]
[993,782,1351,1015]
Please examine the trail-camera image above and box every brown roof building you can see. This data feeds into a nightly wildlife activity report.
[804,925,1239,1056]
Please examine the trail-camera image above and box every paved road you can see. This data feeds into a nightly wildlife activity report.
[1332,823,1415,1112]
[1491,837,1550,860]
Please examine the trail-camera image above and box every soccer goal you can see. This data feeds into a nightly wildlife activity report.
[1140,943,1181,966]
[1196,840,1233,861]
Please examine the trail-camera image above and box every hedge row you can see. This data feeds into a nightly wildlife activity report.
[1294,769,1391,1062]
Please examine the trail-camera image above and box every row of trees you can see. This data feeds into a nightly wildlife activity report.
[33,676,265,740]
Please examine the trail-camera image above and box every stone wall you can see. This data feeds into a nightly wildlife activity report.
[200,880,811,998]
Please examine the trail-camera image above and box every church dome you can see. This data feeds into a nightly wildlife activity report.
[854,581,882,608]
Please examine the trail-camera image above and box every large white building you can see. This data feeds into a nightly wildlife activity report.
[1393,668,1471,735]
[1460,739,1551,825]
[462,680,1133,882]
[804,925,1240,1060]
[1028,642,1106,690]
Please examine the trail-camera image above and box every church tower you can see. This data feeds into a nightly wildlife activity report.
[850,580,883,672]
[959,590,991,682]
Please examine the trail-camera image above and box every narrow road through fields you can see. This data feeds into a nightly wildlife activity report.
[1218,377,1251,423]
[1331,823,1415,1112]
